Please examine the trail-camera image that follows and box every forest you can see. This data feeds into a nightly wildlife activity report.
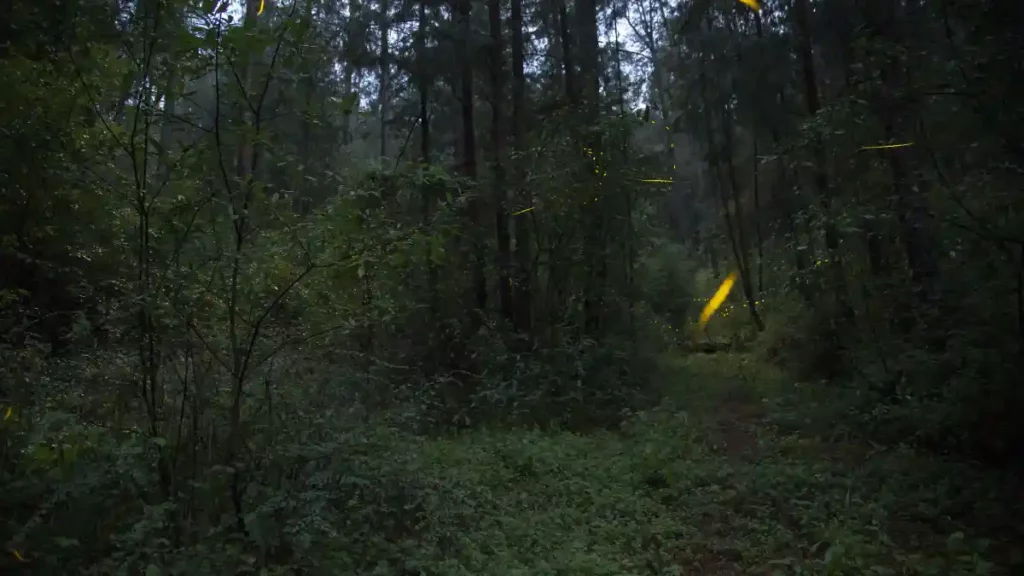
[1,0,1023,573]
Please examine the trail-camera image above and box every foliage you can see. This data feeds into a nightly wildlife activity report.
[2,0,1022,572]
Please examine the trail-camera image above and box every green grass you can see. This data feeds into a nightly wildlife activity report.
[325,353,1023,575]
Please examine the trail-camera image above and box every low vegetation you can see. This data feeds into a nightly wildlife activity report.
[2,0,1022,573]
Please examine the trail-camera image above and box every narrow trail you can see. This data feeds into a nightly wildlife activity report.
[715,387,763,462]
[690,376,768,575]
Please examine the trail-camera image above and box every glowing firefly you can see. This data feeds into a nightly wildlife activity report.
[859,142,914,151]
[699,272,737,331]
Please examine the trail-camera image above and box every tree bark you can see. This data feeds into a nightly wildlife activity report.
[378,0,390,157]
[557,0,576,107]
[456,0,485,313]
[488,0,513,323]
[511,0,531,334]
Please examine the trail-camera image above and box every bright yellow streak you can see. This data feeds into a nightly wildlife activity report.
[258,0,265,15]
[3,406,10,422]
[699,272,737,331]
[738,0,761,11]
[637,178,673,183]
[860,142,914,150]
[12,549,24,562]
[512,206,534,216]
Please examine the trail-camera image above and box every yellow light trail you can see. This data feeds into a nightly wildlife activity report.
[258,0,265,15]
[699,271,737,331]
[739,0,761,11]
[859,142,914,151]
[512,206,535,216]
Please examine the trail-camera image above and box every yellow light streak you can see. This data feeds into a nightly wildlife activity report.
[698,272,737,331]
[859,142,914,151]
[258,0,265,15]
[512,206,535,216]
[738,0,761,11]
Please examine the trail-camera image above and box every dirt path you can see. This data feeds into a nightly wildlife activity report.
[690,384,769,574]
[715,384,764,462]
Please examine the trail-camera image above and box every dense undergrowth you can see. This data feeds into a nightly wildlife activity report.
[320,351,1023,576]
[224,352,1023,575]
[16,346,1019,576]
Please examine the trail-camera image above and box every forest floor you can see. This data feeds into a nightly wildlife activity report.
[355,353,1023,575]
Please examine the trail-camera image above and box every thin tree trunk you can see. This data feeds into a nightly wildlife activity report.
[418,2,430,164]
[378,0,390,157]
[695,31,763,332]
[417,0,437,332]
[867,0,941,306]
[793,0,854,319]
[719,98,765,332]
[456,0,485,313]
[614,27,625,114]
[341,0,359,146]
[488,0,513,322]
[751,13,765,296]
[511,0,532,335]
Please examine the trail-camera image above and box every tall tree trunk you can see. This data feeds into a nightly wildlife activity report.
[456,0,485,313]
[575,0,600,116]
[488,0,513,322]
[613,26,625,114]
[417,0,437,329]
[576,0,605,336]
[557,0,576,106]
[793,0,854,319]
[548,1,563,89]
[341,0,359,146]
[378,0,390,157]
[418,2,430,164]
[866,0,941,306]
[721,107,765,332]
[511,0,532,335]
[702,18,764,331]
[697,32,763,332]
[341,69,354,146]
[751,13,765,296]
